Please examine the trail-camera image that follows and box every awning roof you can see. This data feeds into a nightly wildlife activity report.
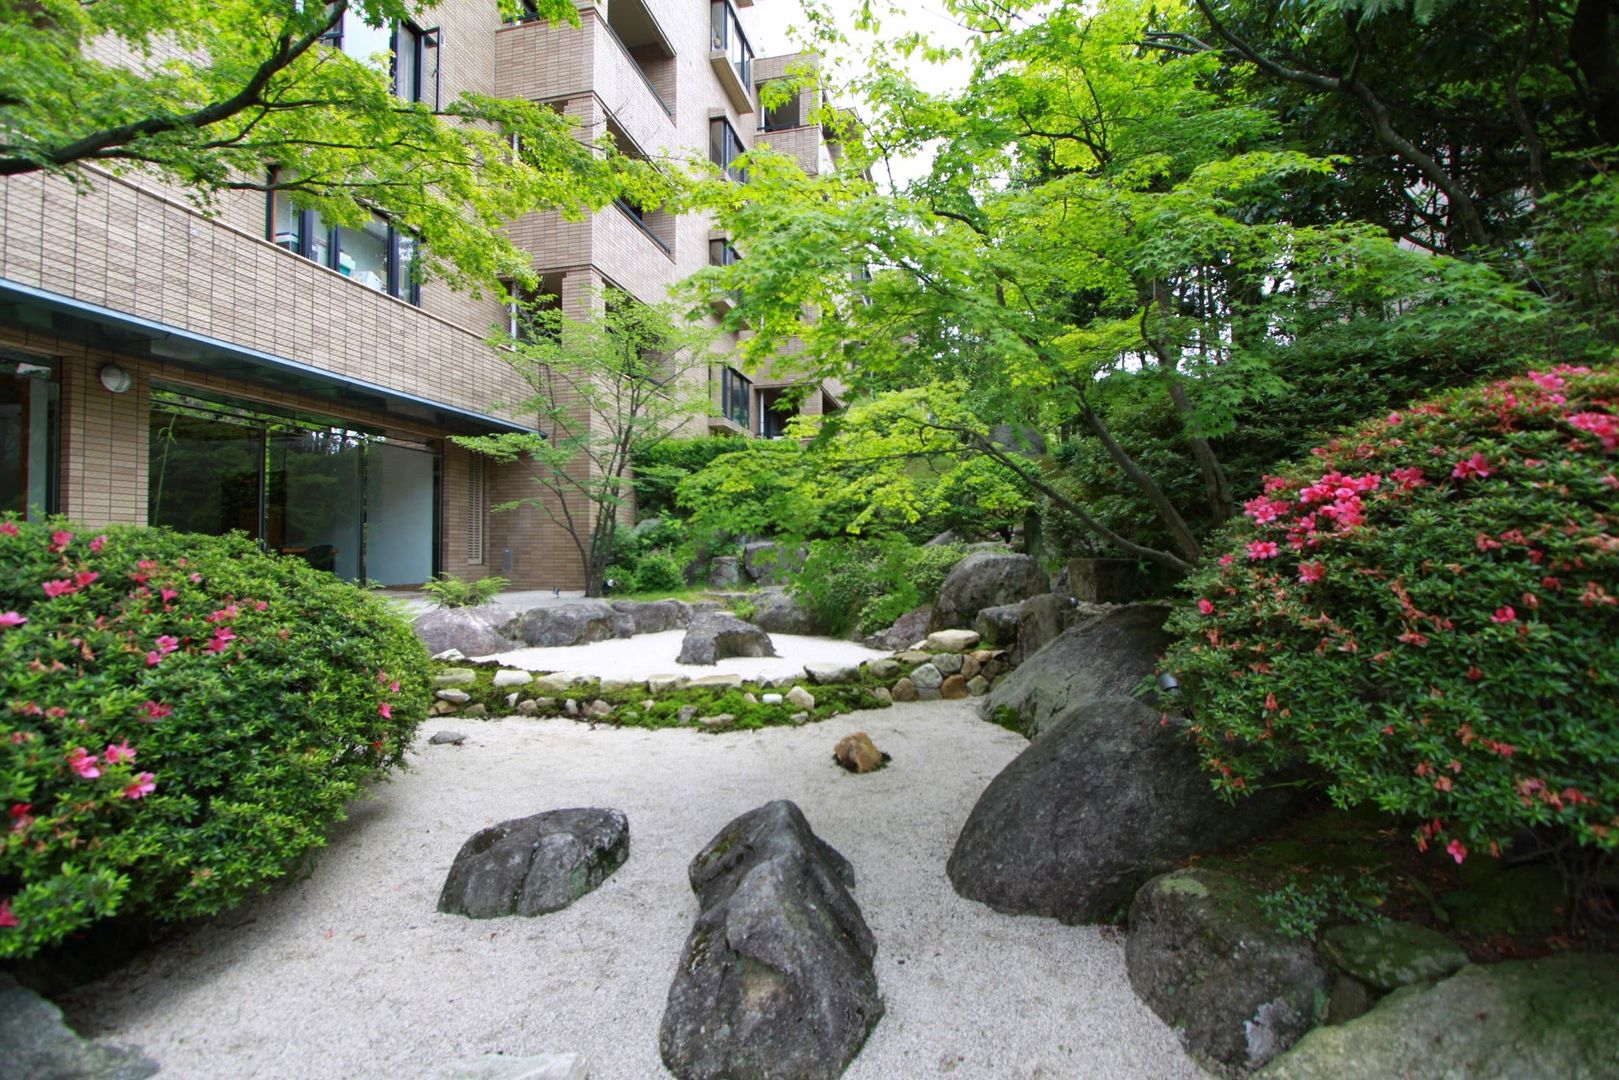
[0,278,536,436]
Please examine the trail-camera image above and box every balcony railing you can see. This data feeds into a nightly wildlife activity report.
[708,0,753,112]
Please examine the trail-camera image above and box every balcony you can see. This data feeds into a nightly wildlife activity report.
[708,0,754,113]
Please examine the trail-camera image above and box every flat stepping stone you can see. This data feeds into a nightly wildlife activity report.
[1318,921,1469,991]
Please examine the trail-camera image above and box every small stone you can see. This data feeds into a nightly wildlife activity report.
[433,669,476,688]
[785,686,816,710]
[689,673,744,688]
[933,652,963,676]
[926,629,982,653]
[599,677,638,695]
[585,699,613,719]
[916,688,942,701]
[698,713,734,727]
[960,654,982,680]
[516,699,540,715]
[647,674,691,694]
[762,693,784,705]
[1318,921,1470,992]
[435,688,472,704]
[869,687,893,706]
[970,649,998,663]
[492,670,533,688]
[743,692,758,704]
[463,704,489,718]
[891,678,918,702]
[867,658,901,681]
[758,672,797,689]
[834,732,889,773]
[789,712,809,724]
[1325,973,1375,1026]
[533,672,593,695]
[940,674,969,699]
[564,699,579,717]
[910,663,944,690]
[429,730,467,746]
[642,699,657,710]
[967,676,990,696]
[533,698,556,710]
[505,692,520,708]
[677,705,699,724]
[804,662,861,684]
[431,700,458,716]
[896,651,932,665]
[430,648,466,662]
[982,660,1004,681]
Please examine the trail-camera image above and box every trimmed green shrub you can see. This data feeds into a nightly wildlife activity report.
[791,538,968,637]
[0,521,429,957]
[632,551,685,593]
[421,572,508,609]
[1161,365,1619,862]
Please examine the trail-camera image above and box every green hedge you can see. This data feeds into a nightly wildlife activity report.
[0,521,429,957]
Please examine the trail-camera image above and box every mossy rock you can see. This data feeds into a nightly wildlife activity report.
[1441,864,1565,937]
[1318,921,1468,992]
[1261,953,1619,1078]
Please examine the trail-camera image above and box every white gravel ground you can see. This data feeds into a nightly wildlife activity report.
[479,630,891,681]
[62,701,1201,1080]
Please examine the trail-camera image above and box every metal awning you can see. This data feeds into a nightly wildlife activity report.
[0,277,536,435]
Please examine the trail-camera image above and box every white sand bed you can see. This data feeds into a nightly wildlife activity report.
[480,630,891,682]
[61,702,1201,1080]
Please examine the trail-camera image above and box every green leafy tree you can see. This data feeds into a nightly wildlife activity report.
[455,289,715,596]
[0,0,666,290]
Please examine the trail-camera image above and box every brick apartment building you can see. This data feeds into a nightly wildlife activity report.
[0,0,844,590]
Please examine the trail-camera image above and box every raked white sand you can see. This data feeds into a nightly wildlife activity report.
[61,701,1202,1080]
[479,630,892,682]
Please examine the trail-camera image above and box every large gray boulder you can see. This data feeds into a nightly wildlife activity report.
[929,553,1049,632]
[862,604,931,652]
[1127,869,1331,1071]
[1262,954,1619,1078]
[438,808,629,918]
[747,590,823,636]
[611,598,692,635]
[1010,592,1074,666]
[982,603,1172,740]
[742,541,806,585]
[706,556,743,588]
[0,973,159,1080]
[972,602,1024,648]
[678,612,777,665]
[659,801,882,1080]
[412,606,518,658]
[947,697,1301,924]
[513,600,628,647]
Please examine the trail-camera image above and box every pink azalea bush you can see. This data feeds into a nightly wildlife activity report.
[0,521,429,958]
[1161,365,1619,862]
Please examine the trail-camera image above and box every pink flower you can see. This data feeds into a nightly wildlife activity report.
[159,588,179,604]
[0,521,18,537]
[1567,411,1619,451]
[378,702,394,719]
[119,773,156,800]
[49,530,74,552]
[104,740,136,765]
[90,535,107,553]
[189,573,203,584]
[67,747,101,779]
[1218,553,1235,567]
[145,651,163,667]
[73,570,99,588]
[205,605,238,624]
[0,898,17,928]
[155,635,180,654]
[142,701,173,720]
[42,579,76,598]
[9,803,32,832]
[388,680,400,693]
[1390,466,1425,490]
[1246,540,1280,560]
[0,611,25,628]
[1446,839,1467,864]
[1491,606,1517,624]
[1451,453,1491,480]
[1298,561,1325,584]
[1197,599,1215,615]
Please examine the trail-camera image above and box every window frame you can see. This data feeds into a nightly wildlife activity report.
[720,366,751,432]
[709,116,747,183]
[265,176,422,305]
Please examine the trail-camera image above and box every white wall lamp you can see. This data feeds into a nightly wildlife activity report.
[98,364,133,394]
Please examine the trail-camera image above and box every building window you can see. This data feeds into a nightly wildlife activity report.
[759,81,804,131]
[709,238,741,267]
[710,1,752,91]
[0,354,59,521]
[709,117,747,183]
[720,367,751,431]
[506,0,542,22]
[501,275,563,343]
[267,177,422,304]
[467,457,486,565]
[328,11,438,106]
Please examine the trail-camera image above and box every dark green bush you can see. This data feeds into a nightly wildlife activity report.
[1161,364,1619,862]
[631,436,750,518]
[0,521,429,957]
[790,538,968,637]
[632,551,685,593]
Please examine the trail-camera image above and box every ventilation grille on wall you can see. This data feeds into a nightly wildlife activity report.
[467,458,486,565]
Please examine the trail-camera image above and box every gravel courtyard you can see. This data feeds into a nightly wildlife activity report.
[62,701,1201,1079]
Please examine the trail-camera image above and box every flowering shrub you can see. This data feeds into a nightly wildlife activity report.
[0,521,429,958]
[1162,365,1619,863]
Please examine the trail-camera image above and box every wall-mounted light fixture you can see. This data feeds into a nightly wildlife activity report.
[98,363,133,394]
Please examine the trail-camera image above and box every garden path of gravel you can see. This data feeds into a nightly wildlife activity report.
[62,700,1202,1080]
